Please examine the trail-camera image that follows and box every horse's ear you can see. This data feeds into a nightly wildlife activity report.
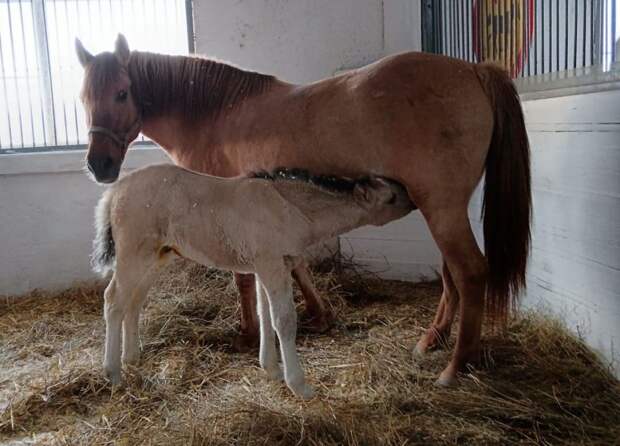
[75,38,94,68]
[114,34,130,66]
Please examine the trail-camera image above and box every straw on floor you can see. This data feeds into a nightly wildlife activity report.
[0,258,618,445]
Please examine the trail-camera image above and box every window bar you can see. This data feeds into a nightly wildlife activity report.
[30,0,47,146]
[526,0,531,76]
[32,0,56,145]
[532,0,538,75]
[49,0,69,145]
[492,0,497,63]
[612,0,617,63]
[590,3,596,65]
[500,0,504,69]
[0,30,13,148]
[461,0,466,60]
[555,0,559,71]
[457,0,461,58]
[6,1,25,147]
[440,1,445,55]
[479,0,484,63]
[573,0,579,68]
[504,0,509,72]
[63,0,80,144]
[512,0,516,75]
[547,0,552,72]
[564,0,569,69]
[582,0,587,66]
[541,0,545,73]
[17,0,37,146]
[466,0,471,62]
[442,0,446,55]
[459,2,468,60]
[451,0,456,58]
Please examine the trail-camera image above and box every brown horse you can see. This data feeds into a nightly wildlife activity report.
[76,35,531,386]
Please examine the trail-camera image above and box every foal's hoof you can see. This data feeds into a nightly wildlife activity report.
[264,366,284,382]
[301,310,334,333]
[104,368,122,386]
[232,333,260,352]
[290,383,316,400]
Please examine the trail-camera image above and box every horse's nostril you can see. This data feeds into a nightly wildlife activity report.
[103,156,114,171]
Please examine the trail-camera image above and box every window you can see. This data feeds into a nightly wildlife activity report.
[0,0,192,153]
[421,0,619,79]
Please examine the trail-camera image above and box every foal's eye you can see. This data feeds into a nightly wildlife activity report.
[116,90,128,102]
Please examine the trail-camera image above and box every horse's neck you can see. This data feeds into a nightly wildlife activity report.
[130,51,287,176]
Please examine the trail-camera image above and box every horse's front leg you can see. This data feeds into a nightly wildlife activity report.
[291,261,332,333]
[257,263,314,400]
[233,272,260,351]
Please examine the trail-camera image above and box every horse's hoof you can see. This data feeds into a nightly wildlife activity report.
[301,308,333,334]
[435,369,458,387]
[232,333,260,352]
[413,340,428,357]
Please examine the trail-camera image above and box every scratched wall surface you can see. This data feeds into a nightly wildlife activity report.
[470,89,620,375]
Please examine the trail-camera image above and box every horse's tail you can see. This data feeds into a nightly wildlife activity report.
[92,188,116,276]
[475,64,532,323]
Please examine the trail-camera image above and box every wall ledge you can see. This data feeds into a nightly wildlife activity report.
[0,144,170,176]
[517,63,620,101]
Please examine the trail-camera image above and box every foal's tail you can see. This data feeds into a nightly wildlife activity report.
[475,64,532,323]
[92,189,116,276]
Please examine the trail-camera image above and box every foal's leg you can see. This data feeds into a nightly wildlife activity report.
[257,263,314,399]
[256,276,282,381]
[291,262,332,333]
[103,274,125,384]
[414,261,459,355]
[423,207,487,387]
[122,266,159,365]
[233,272,260,351]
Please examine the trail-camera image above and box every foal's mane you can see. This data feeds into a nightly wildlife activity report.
[251,168,372,194]
[127,51,276,120]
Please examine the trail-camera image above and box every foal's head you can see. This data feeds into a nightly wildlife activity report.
[76,34,141,183]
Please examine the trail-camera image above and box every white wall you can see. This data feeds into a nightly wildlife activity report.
[0,149,170,296]
[193,0,420,83]
[192,0,436,281]
[469,89,620,375]
[0,0,422,296]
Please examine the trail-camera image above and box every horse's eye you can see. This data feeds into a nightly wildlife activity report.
[116,90,128,102]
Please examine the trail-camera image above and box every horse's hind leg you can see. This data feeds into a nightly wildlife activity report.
[414,261,459,355]
[422,207,487,387]
[291,262,332,333]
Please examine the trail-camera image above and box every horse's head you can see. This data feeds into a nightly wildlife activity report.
[76,34,141,183]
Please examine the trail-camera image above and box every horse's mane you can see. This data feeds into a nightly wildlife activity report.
[251,168,372,194]
[127,51,276,120]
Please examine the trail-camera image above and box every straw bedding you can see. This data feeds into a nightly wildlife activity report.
[1,258,618,445]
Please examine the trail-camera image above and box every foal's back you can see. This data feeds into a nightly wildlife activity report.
[107,164,411,272]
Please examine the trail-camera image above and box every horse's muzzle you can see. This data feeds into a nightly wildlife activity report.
[87,155,120,183]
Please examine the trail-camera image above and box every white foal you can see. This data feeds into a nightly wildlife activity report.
[92,164,413,398]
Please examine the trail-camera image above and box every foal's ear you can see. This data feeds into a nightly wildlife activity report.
[114,34,130,66]
[75,38,94,68]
